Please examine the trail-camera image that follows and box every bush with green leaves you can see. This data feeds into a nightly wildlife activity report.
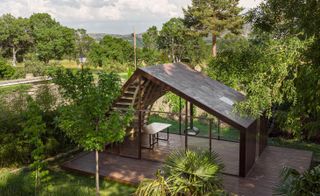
[24,53,60,77]
[275,165,320,195]
[0,58,15,79]
[0,84,73,167]
[136,150,225,196]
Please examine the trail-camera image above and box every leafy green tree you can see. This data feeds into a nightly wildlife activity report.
[29,13,75,63]
[88,35,133,67]
[158,18,186,63]
[75,28,94,66]
[207,36,312,137]
[157,18,209,64]
[183,0,243,57]
[136,150,224,196]
[22,97,48,195]
[275,165,320,195]
[0,14,33,66]
[247,0,320,138]
[142,26,159,50]
[53,68,132,195]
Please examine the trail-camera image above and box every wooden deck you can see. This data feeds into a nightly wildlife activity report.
[62,134,313,195]
[117,133,240,175]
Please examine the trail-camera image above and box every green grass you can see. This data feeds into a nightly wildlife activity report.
[0,168,135,196]
[149,114,240,141]
[0,84,32,95]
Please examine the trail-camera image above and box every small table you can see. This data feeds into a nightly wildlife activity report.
[142,122,171,149]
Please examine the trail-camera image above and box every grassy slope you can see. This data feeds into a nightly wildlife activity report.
[0,168,135,196]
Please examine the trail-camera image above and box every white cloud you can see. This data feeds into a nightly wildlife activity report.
[0,0,263,33]
[239,0,264,9]
[0,0,182,22]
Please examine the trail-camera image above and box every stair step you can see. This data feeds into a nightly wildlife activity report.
[112,107,130,111]
[127,87,136,91]
[124,90,135,94]
[115,102,132,106]
[119,97,133,102]
[121,96,134,99]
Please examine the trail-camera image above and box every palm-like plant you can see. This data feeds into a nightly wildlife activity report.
[163,150,224,195]
[135,170,170,196]
[135,150,225,196]
[274,165,320,195]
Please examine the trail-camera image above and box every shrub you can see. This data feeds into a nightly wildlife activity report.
[275,165,320,195]
[136,150,225,196]
[0,58,15,79]
[0,84,73,167]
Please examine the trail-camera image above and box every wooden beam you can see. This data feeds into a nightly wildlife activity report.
[185,99,188,151]
[179,97,182,135]
[138,76,142,159]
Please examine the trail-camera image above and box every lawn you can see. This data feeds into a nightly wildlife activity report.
[0,168,135,196]
[0,84,32,95]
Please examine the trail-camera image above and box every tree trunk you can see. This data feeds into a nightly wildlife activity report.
[212,34,217,57]
[95,150,100,196]
[12,47,17,67]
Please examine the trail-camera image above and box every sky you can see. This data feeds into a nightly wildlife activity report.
[0,0,264,34]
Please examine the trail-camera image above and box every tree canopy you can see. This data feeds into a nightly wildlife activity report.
[183,0,243,56]
[0,14,33,66]
[52,68,132,195]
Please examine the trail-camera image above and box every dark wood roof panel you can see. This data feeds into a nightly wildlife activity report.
[139,63,256,129]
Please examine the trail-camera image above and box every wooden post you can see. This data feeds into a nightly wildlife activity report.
[133,29,137,69]
[185,100,188,151]
[190,103,194,129]
[209,119,212,152]
[179,97,182,135]
[138,110,142,159]
[138,76,142,159]
[217,119,221,140]
[239,129,246,177]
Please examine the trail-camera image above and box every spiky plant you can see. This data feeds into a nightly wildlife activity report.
[163,150,224,195]
[135,150,225,196]
[274,165,320,195]
[135,170,170,196]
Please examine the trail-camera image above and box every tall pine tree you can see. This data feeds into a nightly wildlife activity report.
[183,0,243,57]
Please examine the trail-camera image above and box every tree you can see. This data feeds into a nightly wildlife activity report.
[53,68,132,195]
[275,165,320,195]
[0,14,33,66]
[183,0,243,57]
[22,97,48,195]
[142,26,159,50]
[29,13,75,63]
[136,150,224,195]
[158,18,186,63]
[247,0,320,138]
[207,36,312,137]
[88,35,133,68]
[75,29,94,66]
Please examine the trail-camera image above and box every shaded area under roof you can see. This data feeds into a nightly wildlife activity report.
[138,63,256,130]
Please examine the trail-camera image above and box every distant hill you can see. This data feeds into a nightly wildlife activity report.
[89,33,144,47]
[89,23,251,47]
